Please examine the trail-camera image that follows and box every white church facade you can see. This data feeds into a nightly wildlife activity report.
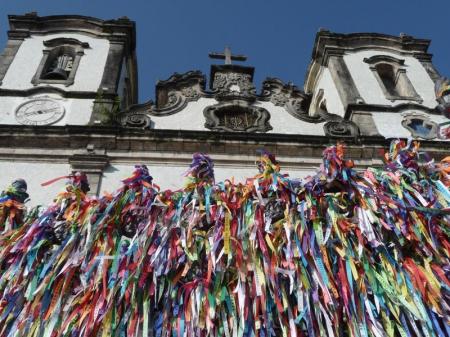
[0,12,449,206]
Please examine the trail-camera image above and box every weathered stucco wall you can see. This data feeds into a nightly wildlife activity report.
[102,162,318,195]
[0,32,110,125]
[1,33,110,92]
[0,95,95,125]
[309,67,345,117]
[343,50,436,108]
[0,161,70,207]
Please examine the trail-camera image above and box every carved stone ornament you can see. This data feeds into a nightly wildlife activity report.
[401,113,438,139]
[261,78,324,123]
[119,71,208,125]
[270,92,289,107]
[120,113,152,129]
[120,68,359,136]
[154,71,206,113]
[181,87,200,99]
[261,77,361,136]
[323,120,360,137]
[204,101,272,132]
[261,78,297,106]
[286,100,325,123]
[212,72,257,102]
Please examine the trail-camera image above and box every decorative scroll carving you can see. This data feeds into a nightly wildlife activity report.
[270,92,289,106]
[261,78,296,106]
[120,113,152,129]
[287,100,325,123]
[181,87,200,99]
[119,71,207,127]
[155,70,207,112]
[262,77,361,136]
[323,120,359,137]
[204,101,272,132]
[262,78,324,123]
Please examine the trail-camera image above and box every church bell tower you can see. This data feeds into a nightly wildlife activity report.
[0,12,138,126]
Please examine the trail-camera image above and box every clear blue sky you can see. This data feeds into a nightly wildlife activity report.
[1,0,448,102]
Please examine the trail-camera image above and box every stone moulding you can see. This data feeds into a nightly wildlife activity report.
[43,38,90,49]
[8,13,136,45]
[311,31,432,66]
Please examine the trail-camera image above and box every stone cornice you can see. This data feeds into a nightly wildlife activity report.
[345,102,439,119]
[311,30,432,66]
[0,126,447,167]
[0,87,117,99]
[0,124,444,147]
[43,37,90,48]
[8,13,136,49]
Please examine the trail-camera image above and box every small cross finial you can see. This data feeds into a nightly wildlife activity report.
[209,46,247,65]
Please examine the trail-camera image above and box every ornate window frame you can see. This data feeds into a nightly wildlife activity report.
[401,113,438,139]
[31,38,89,87]
[203,101,272,133]
[364,55,422,103]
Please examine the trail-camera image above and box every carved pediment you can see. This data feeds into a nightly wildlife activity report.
[262,78,324,123]
[204,65,270,132]
[155,70,206,110]
[119,65,359,137]
[210,65,256,102]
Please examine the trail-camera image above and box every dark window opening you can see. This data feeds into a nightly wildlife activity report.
[364,56,421,102]
[375,63,398,96]
[41,47,75,81]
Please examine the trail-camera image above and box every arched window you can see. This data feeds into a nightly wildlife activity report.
[32,38,89,86]
[364,55,421,102]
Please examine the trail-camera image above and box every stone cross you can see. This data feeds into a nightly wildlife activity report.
[209,46,247,65]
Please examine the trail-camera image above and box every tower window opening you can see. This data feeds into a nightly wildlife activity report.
[41,47,75,80]
[31,38,88,87]
[364,55,422,102]
[375,63,398,96]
